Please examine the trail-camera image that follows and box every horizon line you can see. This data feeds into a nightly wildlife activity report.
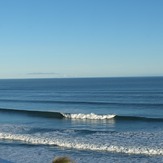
[0,75,163,80]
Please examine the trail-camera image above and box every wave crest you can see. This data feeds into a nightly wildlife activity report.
[0,132,163,156]
[62,113,115,120]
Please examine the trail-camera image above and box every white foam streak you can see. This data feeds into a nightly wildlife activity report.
[0,132,163,156]
[63,113,115,120]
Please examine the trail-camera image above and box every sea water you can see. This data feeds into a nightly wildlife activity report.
[0,77,163,163]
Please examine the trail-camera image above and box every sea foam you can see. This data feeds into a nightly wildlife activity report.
[62,113,115,120]
[0,132,163,156]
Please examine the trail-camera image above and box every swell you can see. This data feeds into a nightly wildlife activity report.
[115,115,163,122]
[0,99,163,107]
[1,108,163,122]
[0,108,115,120]
[0,108,64,119]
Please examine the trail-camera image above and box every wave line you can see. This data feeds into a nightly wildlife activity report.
[0,132,163,156]
[0,99,163,107]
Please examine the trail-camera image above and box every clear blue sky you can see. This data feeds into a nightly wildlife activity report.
[0,0,163,78]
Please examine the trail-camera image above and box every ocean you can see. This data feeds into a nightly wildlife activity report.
[0,77,163,163]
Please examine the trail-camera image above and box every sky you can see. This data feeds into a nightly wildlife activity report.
[0,0,163,78]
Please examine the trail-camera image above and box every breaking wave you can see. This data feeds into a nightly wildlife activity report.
[1,108,163,122]
[0,132,163,156]
[63,113,115,120]
[0,108,115,120]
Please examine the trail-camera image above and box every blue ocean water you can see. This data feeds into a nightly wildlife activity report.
[0,77,163,163]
